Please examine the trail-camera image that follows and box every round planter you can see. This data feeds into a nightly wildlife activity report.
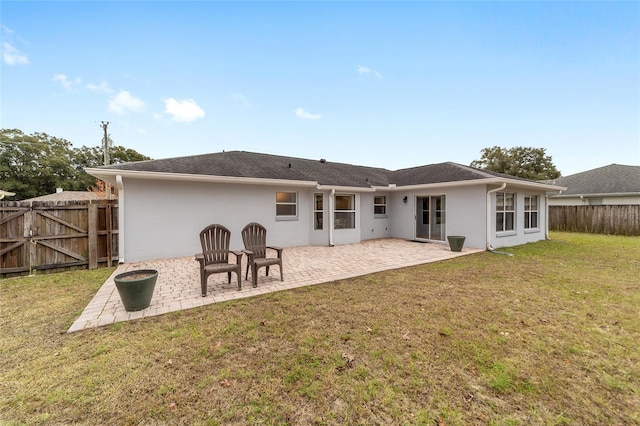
[447,236,466,252]
[114,269,158,311]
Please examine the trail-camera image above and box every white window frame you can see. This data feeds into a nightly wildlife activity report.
[374,195,387,217]
[496,192,515,233]
[314,193,323,230]
[524,194,539,230]
[334,193,355,229]
[276,191,297,220]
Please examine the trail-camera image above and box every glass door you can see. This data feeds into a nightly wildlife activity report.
[415,196,445,241]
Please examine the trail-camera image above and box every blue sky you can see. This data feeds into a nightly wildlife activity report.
[2,1,639,176]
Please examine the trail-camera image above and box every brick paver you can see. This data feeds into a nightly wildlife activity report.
[67,238,480,333]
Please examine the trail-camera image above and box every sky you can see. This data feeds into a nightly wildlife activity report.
[2,1,639,177]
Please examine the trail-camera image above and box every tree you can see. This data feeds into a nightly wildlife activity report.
[470,146,561,180]
[1,128,151,200]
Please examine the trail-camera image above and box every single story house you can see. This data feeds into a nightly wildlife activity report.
[545,164,640,206]
[86,151,564,263]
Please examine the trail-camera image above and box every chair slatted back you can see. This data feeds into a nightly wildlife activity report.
[200,224,231,265]
[242,222,267,259]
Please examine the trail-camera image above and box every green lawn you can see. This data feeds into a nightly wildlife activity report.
[1,232,638,425]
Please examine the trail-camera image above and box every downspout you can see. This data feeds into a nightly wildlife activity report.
[328,189,335,246]
[486,182,507,252]
[116,175,125,263]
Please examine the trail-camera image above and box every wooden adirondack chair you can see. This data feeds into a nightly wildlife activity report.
[241,222,283,287]
[195,224,243,296]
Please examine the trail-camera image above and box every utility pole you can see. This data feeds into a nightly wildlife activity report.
[100,121,110,165]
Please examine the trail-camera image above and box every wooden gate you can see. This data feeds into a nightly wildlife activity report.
[0,200,118,277]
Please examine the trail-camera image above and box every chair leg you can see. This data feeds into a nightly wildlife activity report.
[252,263,258,288]
[227,271,231,283]
[245,263,250,280]
[201,272,207,297]
[266,265,270,277]
[236,269,242,291]
[279,263,283,281]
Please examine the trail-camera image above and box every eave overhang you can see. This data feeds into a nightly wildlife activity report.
[84,168,318,188]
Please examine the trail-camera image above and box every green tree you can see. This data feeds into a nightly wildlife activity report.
[470,146,561,180]
[1,128,151,200]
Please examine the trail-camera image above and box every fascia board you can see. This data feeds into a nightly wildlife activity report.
[84,168,318,188]
[315,185,376,193]
[379,178,565,192]
[552,192,640,198]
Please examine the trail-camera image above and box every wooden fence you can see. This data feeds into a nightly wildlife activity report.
[0,200,118,277]
[549,205,640,236]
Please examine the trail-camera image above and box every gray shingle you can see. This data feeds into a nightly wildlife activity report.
[547,164,640,195]
[100,151,531,187]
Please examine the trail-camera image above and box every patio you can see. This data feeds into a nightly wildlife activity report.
[67,238,481,333]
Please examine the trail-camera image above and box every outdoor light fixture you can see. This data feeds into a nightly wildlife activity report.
[403,196,408,203]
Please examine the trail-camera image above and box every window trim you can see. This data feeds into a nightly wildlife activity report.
[275,191,298,221]
[524,194,539,230]
[313,192,323,230]
[374,195,387,218]
[334,193,356,230]
[496,192,515,233]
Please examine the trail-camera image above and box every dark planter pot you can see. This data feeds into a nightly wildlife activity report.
[447,236,466,252]
[114,269,158,311]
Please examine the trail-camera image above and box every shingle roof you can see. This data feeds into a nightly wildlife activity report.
[95,150,545,188]
[545,164,640,196]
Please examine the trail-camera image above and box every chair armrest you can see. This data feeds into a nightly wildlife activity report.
[242,249,254,256]
[230,250,244,264]
[195,253,204,266]
[267,246,283,256]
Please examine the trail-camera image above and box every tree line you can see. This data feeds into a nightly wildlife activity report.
[1,128,150,200]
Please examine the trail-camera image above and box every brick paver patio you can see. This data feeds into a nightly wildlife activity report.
[68,238,480,333]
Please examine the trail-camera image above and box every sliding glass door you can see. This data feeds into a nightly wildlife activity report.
[415,196,445,241]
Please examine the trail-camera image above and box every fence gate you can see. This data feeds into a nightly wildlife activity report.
[0,200,118,277]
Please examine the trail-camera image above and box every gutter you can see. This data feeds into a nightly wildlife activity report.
[486,182,507,251]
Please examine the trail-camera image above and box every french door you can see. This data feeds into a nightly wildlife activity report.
[415,196,446,241]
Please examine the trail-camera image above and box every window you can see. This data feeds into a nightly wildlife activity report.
[335,193,355,229]
[276,192,297,218]
[374,195,387,216]
[524,195,538,229]
[496,192,515,232]
[314,193,323,230]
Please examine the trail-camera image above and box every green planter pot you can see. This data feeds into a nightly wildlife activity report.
[447,236,466,252]
[114,269,158,311]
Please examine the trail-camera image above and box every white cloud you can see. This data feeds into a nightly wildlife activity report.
[164,98,205,122]
[231,93,252,108]
[86,80,112,93]
[2,42,28,65]
[357,65,382,78]
[52,73,81,90]
[108,90,145,114]
[295,107,322,120]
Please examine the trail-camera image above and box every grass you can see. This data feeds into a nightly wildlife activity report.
[1,232,639,425]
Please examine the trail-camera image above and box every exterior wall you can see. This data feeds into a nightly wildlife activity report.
[389,185,488,250]
[120,178,552,262]
[122,178,318,262]
[360,192,392,241]
[489,186,548,249]
[548,195,640,206]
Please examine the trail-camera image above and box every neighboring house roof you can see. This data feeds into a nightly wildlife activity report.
[86,150,561,191]
[23,191,112,202]
[544,164,640,197]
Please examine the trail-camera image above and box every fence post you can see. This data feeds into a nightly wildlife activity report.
[88,203,98,270]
